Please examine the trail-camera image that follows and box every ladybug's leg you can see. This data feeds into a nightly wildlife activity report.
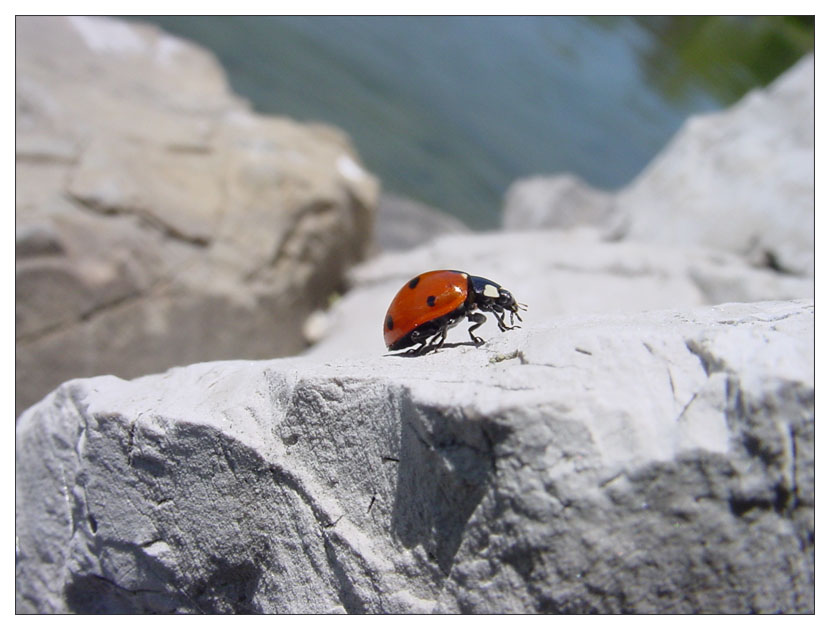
[493,307,509,331]
[494,309,520,332]
[417,323,449,355]
[510,305,524,326]
[467,312,487,345]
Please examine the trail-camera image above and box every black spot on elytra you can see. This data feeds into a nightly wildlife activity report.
[426,295,436,307]
[386,315,394,330]
[408,276,420,289]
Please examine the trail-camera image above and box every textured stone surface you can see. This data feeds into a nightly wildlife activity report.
[16,300,814,613]
[15,16,379,416]
[503,55,814,277]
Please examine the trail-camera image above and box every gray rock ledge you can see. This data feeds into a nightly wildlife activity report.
[16,299,814,613]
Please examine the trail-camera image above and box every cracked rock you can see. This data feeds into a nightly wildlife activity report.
[16,300,814,613]
[15,16,379,416]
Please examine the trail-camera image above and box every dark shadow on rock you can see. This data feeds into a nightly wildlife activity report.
[390,392,501,574]
[384,341,481,359]
[66,556,263,614]
[322,535,366,613]
[64,572,186,614]
[189,557,263,614]
[63,528,190,614]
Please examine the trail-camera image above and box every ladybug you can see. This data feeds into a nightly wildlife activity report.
[383,270,526,354]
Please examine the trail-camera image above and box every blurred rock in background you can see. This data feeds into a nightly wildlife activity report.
[503,173,615,231]
[373,193,469,252]
[15,16,379,417]
[504,55,814,277]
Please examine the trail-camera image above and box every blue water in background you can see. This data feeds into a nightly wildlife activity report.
[134,16,759,228]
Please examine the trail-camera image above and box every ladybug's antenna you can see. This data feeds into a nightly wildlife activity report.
[510,302,527,325]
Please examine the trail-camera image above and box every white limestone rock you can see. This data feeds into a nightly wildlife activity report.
[614,54,814,276]
[16,299,814,613]
[503,55,814,277]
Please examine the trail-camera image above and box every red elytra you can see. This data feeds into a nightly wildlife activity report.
[383,270,525,354]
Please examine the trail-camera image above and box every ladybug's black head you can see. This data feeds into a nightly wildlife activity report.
[495,287,525,324]
[504,287,523,313]
[469,275,525,323]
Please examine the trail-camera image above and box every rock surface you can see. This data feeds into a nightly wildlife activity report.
[15,16,379,416]
[503,54,814,277]
[15,299,814,613]
[303,228,812,358]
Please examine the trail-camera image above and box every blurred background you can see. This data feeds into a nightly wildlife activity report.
[128,15,814,228]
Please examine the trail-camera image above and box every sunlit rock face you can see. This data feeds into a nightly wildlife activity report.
[16,299,813,613]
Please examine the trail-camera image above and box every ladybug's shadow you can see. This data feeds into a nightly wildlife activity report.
[385,341,480,358]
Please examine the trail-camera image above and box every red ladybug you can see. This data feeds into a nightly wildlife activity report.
[383,270,525,354]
